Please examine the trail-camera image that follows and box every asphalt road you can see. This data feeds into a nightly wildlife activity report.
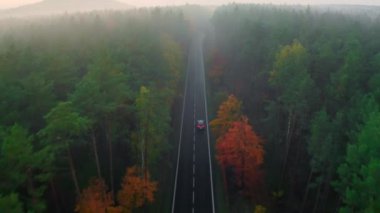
[171,34,215,213]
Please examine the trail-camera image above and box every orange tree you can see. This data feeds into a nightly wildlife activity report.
[76,166,158,213]
[216,116,264,198]
[118,166,157,213]
[210,94,242,137]
[75,178,113,213]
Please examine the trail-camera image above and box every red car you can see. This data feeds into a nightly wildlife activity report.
[196,120,206,130]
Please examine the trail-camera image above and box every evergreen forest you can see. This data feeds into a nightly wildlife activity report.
[207,4,380,213]
[0,8,189,212]
[0,3,379,213]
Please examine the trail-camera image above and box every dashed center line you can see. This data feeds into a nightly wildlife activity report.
[193,98,196,211]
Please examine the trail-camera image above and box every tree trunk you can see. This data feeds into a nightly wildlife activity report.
[27,168,38,210]
[281,110,294,186]
[222,167,229,202]
[241,126,246,192]
[312,180,323,213]
[320,170,333,213]
[335,195,342,212]
[50,180,61,213]
[105,122,114,198]
[66,143,80,196]
[141,137,145,172]
[294,120,301,167]
[320,182,331,213]
[143,129,148,208]
[92,130,102,178]
[286,111,292,143]
[301,169,314,213]
[144,136,148,180]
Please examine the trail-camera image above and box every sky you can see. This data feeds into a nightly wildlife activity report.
[1,0,380,9]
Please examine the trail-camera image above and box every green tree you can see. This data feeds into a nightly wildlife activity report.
[269,40,316,183]
[135,86,170,174]
[0,124,53,212]
[40,101,90,196]
[20,72,56,131]
[369,52,380,100]
[160,33,183,90]
[70,55,131,195]
[0,8,188,212]
[329,38,366,102]
[336,110,380,213]
[0,193,23,213]
[303,110,345,212]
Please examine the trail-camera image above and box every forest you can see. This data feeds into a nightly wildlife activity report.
[0,8,190,212]
[206,4,380,213]
[0,3,379,213]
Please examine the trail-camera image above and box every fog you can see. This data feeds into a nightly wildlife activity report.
[0,0,132,17]
[1,0,380,9]
[0,1,380,212]
[1,0,380,17]
[125,0,380,7]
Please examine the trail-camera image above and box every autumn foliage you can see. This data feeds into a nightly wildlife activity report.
[210,94,242,137]
[75,178,114,213]
[209,49,225,78]
[75,166,157,213]
[216,116,264,197]
[118,166,158,212]
[209,49,226,82]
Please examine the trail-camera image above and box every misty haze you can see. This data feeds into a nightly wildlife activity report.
[0,0,131,17]
[0,1,379,213]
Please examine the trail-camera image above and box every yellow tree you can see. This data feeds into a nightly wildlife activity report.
[210,95,242,137]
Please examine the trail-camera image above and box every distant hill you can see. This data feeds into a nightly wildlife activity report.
[0,0,132,17]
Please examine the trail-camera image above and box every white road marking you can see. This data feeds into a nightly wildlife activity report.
[199,34,216,213]
[193,59,196,213]
[171,41,192,213]
[172,35,215,213]
[192,190,195,204]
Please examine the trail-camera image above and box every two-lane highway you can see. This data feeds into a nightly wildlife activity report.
[171,34,215,213]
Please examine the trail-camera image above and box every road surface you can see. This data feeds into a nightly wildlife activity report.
[171,34,215,213]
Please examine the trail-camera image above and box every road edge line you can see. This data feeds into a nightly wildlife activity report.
[200,34,216,213]
[171,41,192,213]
